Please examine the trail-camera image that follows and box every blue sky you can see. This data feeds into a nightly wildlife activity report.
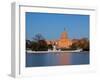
[26,12,89,40]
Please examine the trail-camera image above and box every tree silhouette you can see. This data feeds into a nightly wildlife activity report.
[70,38,89,51]
[33,33,45,42]
[26,40,31,50]
[31,33,48,51]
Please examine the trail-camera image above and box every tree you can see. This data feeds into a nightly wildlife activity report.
[31,41,39,51]
[31,33,48,51]
[70,42,79,50]
[70,38,89,51]
[26,40,31,50]
[33,33,45,42]
[80,38,89,51]
[38,40,48,51]
[48,44,53,50]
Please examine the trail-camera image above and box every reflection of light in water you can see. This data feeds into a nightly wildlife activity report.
[58,52,70,65]
[56,53,60,55]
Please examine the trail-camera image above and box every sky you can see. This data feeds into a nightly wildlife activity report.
[26,12,89,40]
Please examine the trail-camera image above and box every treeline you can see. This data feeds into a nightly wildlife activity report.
[26,34,89,51]
[26,33,53,51]
[70,38,89,51]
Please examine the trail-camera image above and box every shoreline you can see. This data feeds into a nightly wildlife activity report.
[26,49,88,54]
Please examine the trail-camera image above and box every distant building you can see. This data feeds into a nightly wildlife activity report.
[46,28,72,49]
[57,30,72,48]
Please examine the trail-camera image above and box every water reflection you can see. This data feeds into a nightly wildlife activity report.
[58,52,70,65]
[26,52,89,67]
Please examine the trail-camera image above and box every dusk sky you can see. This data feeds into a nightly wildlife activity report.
[26,12,89,40]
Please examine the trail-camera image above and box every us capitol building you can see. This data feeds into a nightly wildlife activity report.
[46,28,72,49]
